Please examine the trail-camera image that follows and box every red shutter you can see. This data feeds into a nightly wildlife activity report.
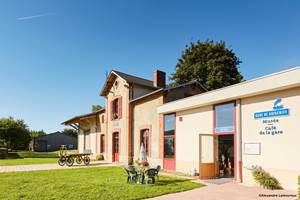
[110,100,113,120]
[118,96,122,119]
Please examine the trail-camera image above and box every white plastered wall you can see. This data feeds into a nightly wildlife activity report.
[175,105,213,174]
[241,86,300,190]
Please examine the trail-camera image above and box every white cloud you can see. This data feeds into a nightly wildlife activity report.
[17,13,55,21]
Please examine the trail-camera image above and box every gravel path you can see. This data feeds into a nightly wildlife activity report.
[0,161,124,172]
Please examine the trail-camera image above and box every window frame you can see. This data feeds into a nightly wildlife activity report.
[110,96,122,121]
[213,101,236,135]
[140,129,150,156]
[100,134,105,153]
[163,113,176,159]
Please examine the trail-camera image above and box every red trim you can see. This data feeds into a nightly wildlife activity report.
[163,113,176,171]
[213,101,237,179]
[112,132,119,162]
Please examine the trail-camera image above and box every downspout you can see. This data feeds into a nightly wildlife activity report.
[236,99,243,182]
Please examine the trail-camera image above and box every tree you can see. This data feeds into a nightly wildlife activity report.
[92,105,103,113]
[29,130,46,151]
[0,117,31,150]
[61,128,77,138]
[170,40,243,91]
[30,130,46,139]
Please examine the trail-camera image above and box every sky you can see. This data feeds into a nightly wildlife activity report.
[0,0,300,133]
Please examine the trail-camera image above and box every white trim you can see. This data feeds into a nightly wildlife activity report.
[157,66,300,114]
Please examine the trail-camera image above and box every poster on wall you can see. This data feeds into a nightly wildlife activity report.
[244,143,261,155]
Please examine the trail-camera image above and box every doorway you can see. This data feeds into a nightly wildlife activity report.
[112,132,119,162]
[217,134,234,178]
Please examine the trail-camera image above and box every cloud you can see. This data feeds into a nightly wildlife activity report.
[17,13,55,21]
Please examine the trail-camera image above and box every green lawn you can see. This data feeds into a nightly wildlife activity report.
[0,167,204,200]
[0,157,58,166]
[0,150,78,166]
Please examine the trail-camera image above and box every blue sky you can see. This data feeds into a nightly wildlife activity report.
[0,0,299,133]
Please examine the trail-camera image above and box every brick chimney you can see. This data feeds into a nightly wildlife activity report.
[153,70,166,88]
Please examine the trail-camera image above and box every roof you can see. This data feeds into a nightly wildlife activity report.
[37,132,77,140]
[100,70,158,96]
[163,80,207,92]
[130,80,207,103]
[62,109,105,125]
[158,66,300,114]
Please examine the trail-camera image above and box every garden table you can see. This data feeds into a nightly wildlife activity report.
[135,165,149,184]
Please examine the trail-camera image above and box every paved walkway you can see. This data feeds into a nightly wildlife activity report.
[150,180,298,200]
[0,161,124,172]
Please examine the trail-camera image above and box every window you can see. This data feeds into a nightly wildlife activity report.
[102,115,105,123]
[140,129,149,156]
[214,102,235,133]
[100,134,105,153]
[111,97,122,120]
[84,130,91,151]
[164,114,175,158]
[96,119,101,132]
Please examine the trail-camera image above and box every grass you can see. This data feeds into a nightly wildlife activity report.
[0,150,77,166]
[0,166,204,200]
[0,157,58,166]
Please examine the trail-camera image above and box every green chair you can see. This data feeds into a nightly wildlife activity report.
[144,168,159,184]
[125,166,138,183]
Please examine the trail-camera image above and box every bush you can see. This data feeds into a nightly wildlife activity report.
[251,165,281,190]
[95,154,104,161]
[298,175,300,200]
[0,148,8,159]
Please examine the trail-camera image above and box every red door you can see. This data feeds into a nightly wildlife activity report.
[163,113,176,171]
[112,132,119,162]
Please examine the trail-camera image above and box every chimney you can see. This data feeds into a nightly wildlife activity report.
[153,70,166,88]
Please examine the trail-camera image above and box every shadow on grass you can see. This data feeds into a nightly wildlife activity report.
[155,179,191,186]
[6,152,22,159]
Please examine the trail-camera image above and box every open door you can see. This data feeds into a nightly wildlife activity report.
[199,134,217,179]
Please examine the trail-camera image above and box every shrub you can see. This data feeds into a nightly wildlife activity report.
[251,165,281,190]
[95,154,104,161]
[298,175,300,200]
[0,147,8,159]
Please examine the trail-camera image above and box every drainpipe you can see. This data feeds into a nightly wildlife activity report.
[236,99,243,182]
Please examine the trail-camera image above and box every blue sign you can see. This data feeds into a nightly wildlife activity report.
[254,98,289,119]
[215,126,234,133]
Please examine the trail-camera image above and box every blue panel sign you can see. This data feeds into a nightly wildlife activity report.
[254,98,289,119]
[215,126,234,133]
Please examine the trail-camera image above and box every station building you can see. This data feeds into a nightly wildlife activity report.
[63,66,300,190]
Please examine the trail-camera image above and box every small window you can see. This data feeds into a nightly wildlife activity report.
[100,134,105,153]
[96,119,101,132]
[140,129,150,156]
[111,97,122,120]
[101,115,105,123]
[215,103,235,133]
[112,98,119,119]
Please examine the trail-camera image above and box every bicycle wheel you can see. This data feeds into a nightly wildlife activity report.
[58,157,66,166]
[83,156,90,165]
[76,156,83,164]
[66,157,74,167]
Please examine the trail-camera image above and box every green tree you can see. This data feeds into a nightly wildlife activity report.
[0,117,31,150]
[30,130,46,139]
[171,40,243,90]
[92,105,103,112]
[29,130,46,151]
[61,128,77,138]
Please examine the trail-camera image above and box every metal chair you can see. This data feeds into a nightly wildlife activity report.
[125,166,138,183]
[144,168,159,184]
